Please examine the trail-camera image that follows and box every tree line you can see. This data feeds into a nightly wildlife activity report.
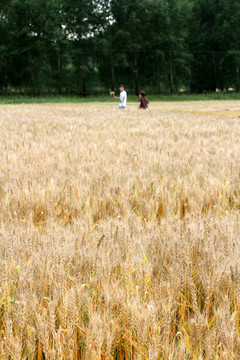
[0,0,240,96]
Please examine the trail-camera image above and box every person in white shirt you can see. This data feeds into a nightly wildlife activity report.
[114,85,127,109]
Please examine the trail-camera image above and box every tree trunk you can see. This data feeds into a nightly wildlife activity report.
[211,26,216,91]
[211,50,216,91]
[134,50,139,95]
[111,65,115,92]
[110,52,115,92]
[109,34,115,92]
[236,65,240,92]
[187,66,191,94]
[30,68,36,97]
[57,50,62,95]
[82,74,86,97]
[4,56,8,88]
[157,55,161,94]
[82,59,86,97]
[77,58,81,96]
[169,48,174,93]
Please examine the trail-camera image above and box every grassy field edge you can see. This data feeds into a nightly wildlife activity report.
[1,92,240,104]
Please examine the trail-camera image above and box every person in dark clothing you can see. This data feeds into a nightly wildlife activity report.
[138,90,149,110]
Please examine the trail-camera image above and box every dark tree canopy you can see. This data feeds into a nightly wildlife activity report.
[0,0,239,95]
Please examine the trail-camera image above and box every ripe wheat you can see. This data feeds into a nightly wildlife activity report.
[0,102,240,359]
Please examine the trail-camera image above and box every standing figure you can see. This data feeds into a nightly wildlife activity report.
[138,90,149,110]
[114,85,127,109]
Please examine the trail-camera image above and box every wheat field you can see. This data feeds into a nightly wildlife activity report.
[0,102,240,359]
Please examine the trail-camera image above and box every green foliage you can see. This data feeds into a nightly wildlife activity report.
[0,0,240,95]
